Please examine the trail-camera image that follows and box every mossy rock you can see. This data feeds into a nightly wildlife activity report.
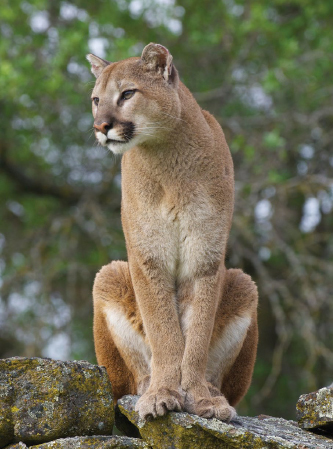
[297,386,333,434]
[38,436,149,448]
[117,395,333,448]
[0,357,114,448]
[4,444,28,449]
[5,436,150,448]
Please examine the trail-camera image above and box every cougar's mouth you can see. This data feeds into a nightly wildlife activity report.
[96,121,139,155]
[105,138,127,145]
[96,121,135,145]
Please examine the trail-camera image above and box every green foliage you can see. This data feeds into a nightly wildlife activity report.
[1,0,333,420]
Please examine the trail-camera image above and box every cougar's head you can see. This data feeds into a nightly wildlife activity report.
[86,43,180,155]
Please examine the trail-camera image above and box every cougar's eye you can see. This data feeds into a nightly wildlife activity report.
[121,90,135,100]
[93,97,99,106]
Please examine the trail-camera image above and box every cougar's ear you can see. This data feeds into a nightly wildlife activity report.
[141,43,178,85]
[86,54,111,78]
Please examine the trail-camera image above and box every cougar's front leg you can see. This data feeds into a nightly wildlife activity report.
[130,259,186,420]
[180,267,236,422]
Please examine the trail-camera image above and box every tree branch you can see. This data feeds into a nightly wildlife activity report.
[0,145,82,205]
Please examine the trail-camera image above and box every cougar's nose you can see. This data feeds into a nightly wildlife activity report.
[94,122,112,135]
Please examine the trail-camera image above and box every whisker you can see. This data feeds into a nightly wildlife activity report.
[142,122,168,126]
[136,132,155,138]
[139,121,172,128]
[86,127,95,140]
[135,127,170,131]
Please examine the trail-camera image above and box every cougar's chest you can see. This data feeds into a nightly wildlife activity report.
[121,152,225,281]
[158,187,218,280]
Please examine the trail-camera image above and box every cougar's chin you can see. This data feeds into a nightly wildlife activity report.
[94,132,126,154]
[106,138,138,155]
[98,132,156,155]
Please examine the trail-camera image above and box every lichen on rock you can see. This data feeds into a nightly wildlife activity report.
[3,357,333,449]
[0,357,114,448]
[117,395,333,449]
[5,436,150,449]
[296,386,333,433]
[4,444,28,449]
[31,435,150,448]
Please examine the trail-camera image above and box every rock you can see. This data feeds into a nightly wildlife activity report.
[115,407,141,439]
[11,436,150,448]
[297,386,333,433]
[4,444,28,449]
[117,395,333,449]
[0,357,114,448]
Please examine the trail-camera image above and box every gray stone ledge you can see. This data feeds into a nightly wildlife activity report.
[5,436,150,449]
[117,395,333,449]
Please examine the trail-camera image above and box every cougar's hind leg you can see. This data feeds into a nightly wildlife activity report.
[206,268,258,407]
[93,261,151,402]
[93,304,134,401]
[221,311,258,406]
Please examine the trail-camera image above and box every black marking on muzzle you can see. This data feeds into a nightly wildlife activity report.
[119,121,135,142]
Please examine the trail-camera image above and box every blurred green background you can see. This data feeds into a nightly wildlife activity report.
[0,0,332,420]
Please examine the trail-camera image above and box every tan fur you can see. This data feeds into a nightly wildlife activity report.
[88,43,258,421]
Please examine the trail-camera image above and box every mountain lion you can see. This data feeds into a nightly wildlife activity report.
[87,43,258,421]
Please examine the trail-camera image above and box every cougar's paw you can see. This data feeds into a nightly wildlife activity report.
[135,388,184,420]
[211,395,236,422]
[184,390,236,422]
